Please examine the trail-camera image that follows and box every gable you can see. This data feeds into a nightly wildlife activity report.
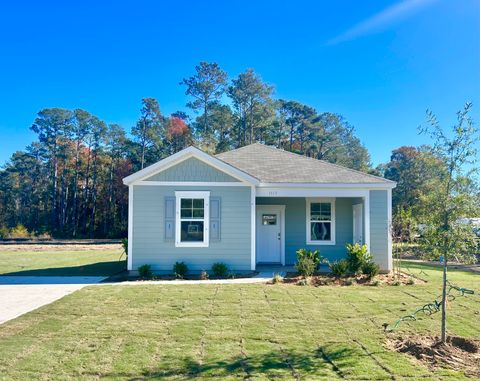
[144,157,240,182]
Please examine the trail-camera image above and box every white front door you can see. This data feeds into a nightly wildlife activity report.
[353,203,363,244]
[256,206,283,263]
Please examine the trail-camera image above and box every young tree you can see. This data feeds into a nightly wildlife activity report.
[419,102,479,343]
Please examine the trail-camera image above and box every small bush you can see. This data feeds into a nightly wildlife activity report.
[138,264,153,278]
[361,261,380,279]
[392,279,401,286]
[344,278,355,286]
[329,259,349,278]
[200,270,209,280]
[371,279,381,286]
[272,273,284,284]
[9,224,30,238]
[211,262,228,278]
[346,243,370,274]
[173,261,188,278]
[0,226,9,239]
[295,249,322,277]
[407,277,415,285]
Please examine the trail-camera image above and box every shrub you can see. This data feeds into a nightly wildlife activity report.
[361,261,380,279]
[329,259,348,278]
[272,273,284,284]
[345,243,370,274]
[0,226,9,239]
[211,262,228,278]
[295,249,322,277]
[407,277,415,285]
[138,264,153,278]
[9,224,30,239]
[344,278,355,286]
[173,261,188,278]
[200,270,209,280]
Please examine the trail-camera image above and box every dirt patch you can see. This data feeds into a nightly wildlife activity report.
[0,243,122,252]
[280,271,425,287]
[388,335,480,377]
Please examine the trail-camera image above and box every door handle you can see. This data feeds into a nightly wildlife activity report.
[278,232,281,240]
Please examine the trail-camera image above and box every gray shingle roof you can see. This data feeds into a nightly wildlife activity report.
[216,143,393,184]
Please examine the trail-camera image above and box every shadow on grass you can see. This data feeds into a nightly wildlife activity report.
[83,346,358,380]
[1,260,126,277]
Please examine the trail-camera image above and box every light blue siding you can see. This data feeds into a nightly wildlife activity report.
[145,157,240,182]
[132,185,251,271]
[369,190,389,270]
[256,197,358,264]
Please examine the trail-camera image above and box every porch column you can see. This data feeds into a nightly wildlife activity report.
[364,192,371,251]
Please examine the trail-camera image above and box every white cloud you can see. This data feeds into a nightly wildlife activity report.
[327,0,438,45]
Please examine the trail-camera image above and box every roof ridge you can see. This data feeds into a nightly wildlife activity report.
[254,143,393,183]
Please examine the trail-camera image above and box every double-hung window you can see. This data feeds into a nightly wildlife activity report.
[306,198,335,245]
[175,191,210,247]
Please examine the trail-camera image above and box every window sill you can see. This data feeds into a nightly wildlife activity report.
[306,240,336,246]
[175,242,209,248]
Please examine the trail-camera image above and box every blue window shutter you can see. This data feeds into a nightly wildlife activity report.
[210,197,221,241]
[165,197,175,241]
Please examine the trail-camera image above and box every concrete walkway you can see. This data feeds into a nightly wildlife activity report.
[0,276,105,325]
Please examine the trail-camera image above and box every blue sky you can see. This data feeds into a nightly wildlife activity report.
[0,0,479,166]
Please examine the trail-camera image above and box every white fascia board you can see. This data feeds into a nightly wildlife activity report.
[257,182,396,189]
[123,146,259,186]
[256,187,370,198]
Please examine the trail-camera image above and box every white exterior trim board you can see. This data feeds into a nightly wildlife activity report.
[136,181,248,187]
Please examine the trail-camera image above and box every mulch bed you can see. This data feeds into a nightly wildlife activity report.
[280,271,426,286]
[388,335,480,377]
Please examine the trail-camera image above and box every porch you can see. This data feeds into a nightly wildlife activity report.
[254,196,367,267]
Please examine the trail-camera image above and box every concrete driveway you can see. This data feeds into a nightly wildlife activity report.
[0,276,105,325]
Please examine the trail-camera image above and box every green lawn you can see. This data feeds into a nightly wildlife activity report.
[0,264,478,380]
[0,248,126,276]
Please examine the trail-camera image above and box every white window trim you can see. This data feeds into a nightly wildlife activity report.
[306,197,336,245]
[175,191,210,248]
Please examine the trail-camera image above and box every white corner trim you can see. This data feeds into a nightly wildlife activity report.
[387,188,393,271]
[364,192,371,252]
[174,191,210,248]
[250,186,256,270]
[127,185,133,271]
[255,204,286,266]
[122,146,259,186]
[306,197,336,245]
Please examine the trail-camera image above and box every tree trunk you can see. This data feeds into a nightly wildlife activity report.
[441,258,448,343]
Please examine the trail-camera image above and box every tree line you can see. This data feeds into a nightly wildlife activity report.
[1,62,477,239]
